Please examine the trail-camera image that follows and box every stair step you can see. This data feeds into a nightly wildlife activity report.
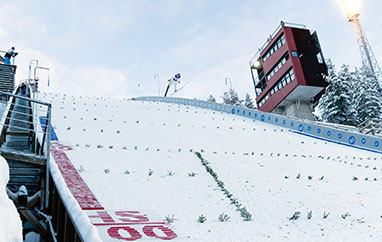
[9,167,41,176]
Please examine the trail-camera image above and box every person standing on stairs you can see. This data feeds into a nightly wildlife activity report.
[4,47,18,65]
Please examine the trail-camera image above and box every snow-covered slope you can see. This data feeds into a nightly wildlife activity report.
[40,92,382,241]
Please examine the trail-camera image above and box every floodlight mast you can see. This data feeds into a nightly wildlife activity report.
[343,0,381,79]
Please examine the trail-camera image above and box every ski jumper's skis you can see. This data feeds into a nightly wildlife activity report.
[164,79,173,97]
[169,81,189,97]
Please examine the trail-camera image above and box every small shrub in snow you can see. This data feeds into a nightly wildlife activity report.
[104,169,110,174]
[307,211,312,219]
[97,145,103,148]
[85,144,91,148]
[218,213,230,222]
[352,176,358,181]
[148,169,153,176]
[197,215,207,223]
[164,215,176,223]
[194,151,251,221]
[308,176,313,180]
[240,207,252,221]
[323,212,330,219]
[167,170,175,176]
[289,212,300,221]
[124,170,130,174]
[296,173,301,179]
[284,176,289,179]
[67,127,71,130]
[78,165,85,173]
[109,145,113,149]
[319,176,324,180]
[122,146,127,150]
[134,146,138,150]
[188,172,196,177]
[341,212,351,219]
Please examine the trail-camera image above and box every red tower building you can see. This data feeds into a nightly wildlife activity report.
[250,21,329,119]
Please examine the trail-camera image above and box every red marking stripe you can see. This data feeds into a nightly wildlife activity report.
[51,145,104,210]
[93,222,167,226]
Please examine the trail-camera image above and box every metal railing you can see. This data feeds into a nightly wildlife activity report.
[358,118,382,136]
[135,96,382,154]
[0,86,52,206]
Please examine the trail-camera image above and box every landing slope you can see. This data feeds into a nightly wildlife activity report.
[40,93,382,241]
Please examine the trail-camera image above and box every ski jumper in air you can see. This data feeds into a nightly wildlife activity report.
[164,73,181,97]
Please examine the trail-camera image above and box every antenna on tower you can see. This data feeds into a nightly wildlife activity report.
[341,0,382,80]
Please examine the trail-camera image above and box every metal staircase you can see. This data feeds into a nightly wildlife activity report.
[0,63,16,96]
[0,85,53,240]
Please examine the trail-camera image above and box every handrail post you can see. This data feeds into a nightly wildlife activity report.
[45,105,52,208]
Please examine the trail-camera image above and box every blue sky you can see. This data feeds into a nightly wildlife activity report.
[1,0,381,100]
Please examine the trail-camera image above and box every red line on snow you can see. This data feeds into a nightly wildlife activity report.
[51,142,104,210]
[93,222,168,226]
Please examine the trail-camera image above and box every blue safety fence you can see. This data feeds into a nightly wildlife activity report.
[134,96,382,154]
[40,116,58,141]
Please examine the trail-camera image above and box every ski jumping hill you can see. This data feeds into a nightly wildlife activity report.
[39,92,382,241]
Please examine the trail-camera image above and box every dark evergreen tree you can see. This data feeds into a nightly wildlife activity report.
[318,65,357,125]
[207,95,216,103]
[244,93,255,109]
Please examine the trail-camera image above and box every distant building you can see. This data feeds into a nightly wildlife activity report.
[250,21,329,120]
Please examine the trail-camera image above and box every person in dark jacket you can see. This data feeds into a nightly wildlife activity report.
[4,47,18,65]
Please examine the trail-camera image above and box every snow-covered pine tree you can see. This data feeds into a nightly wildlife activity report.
[353,66,382,123]
[207,95,216,103]
[222,89,242,106]
[318,65,357,125]
[244,93,255,109]
[222,91,231,105]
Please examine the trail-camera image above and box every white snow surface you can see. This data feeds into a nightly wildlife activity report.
[0,156,23,242]
[40,92,382,241]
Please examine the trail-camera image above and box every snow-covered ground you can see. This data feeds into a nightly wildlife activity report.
[39,92,382,241]
[0,156,23,242]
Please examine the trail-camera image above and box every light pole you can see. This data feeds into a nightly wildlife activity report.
[154,74,160,96]
[225,77,232,90]
[28,59,39,83]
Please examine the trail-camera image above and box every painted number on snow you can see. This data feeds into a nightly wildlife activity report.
[87,210,177,241]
